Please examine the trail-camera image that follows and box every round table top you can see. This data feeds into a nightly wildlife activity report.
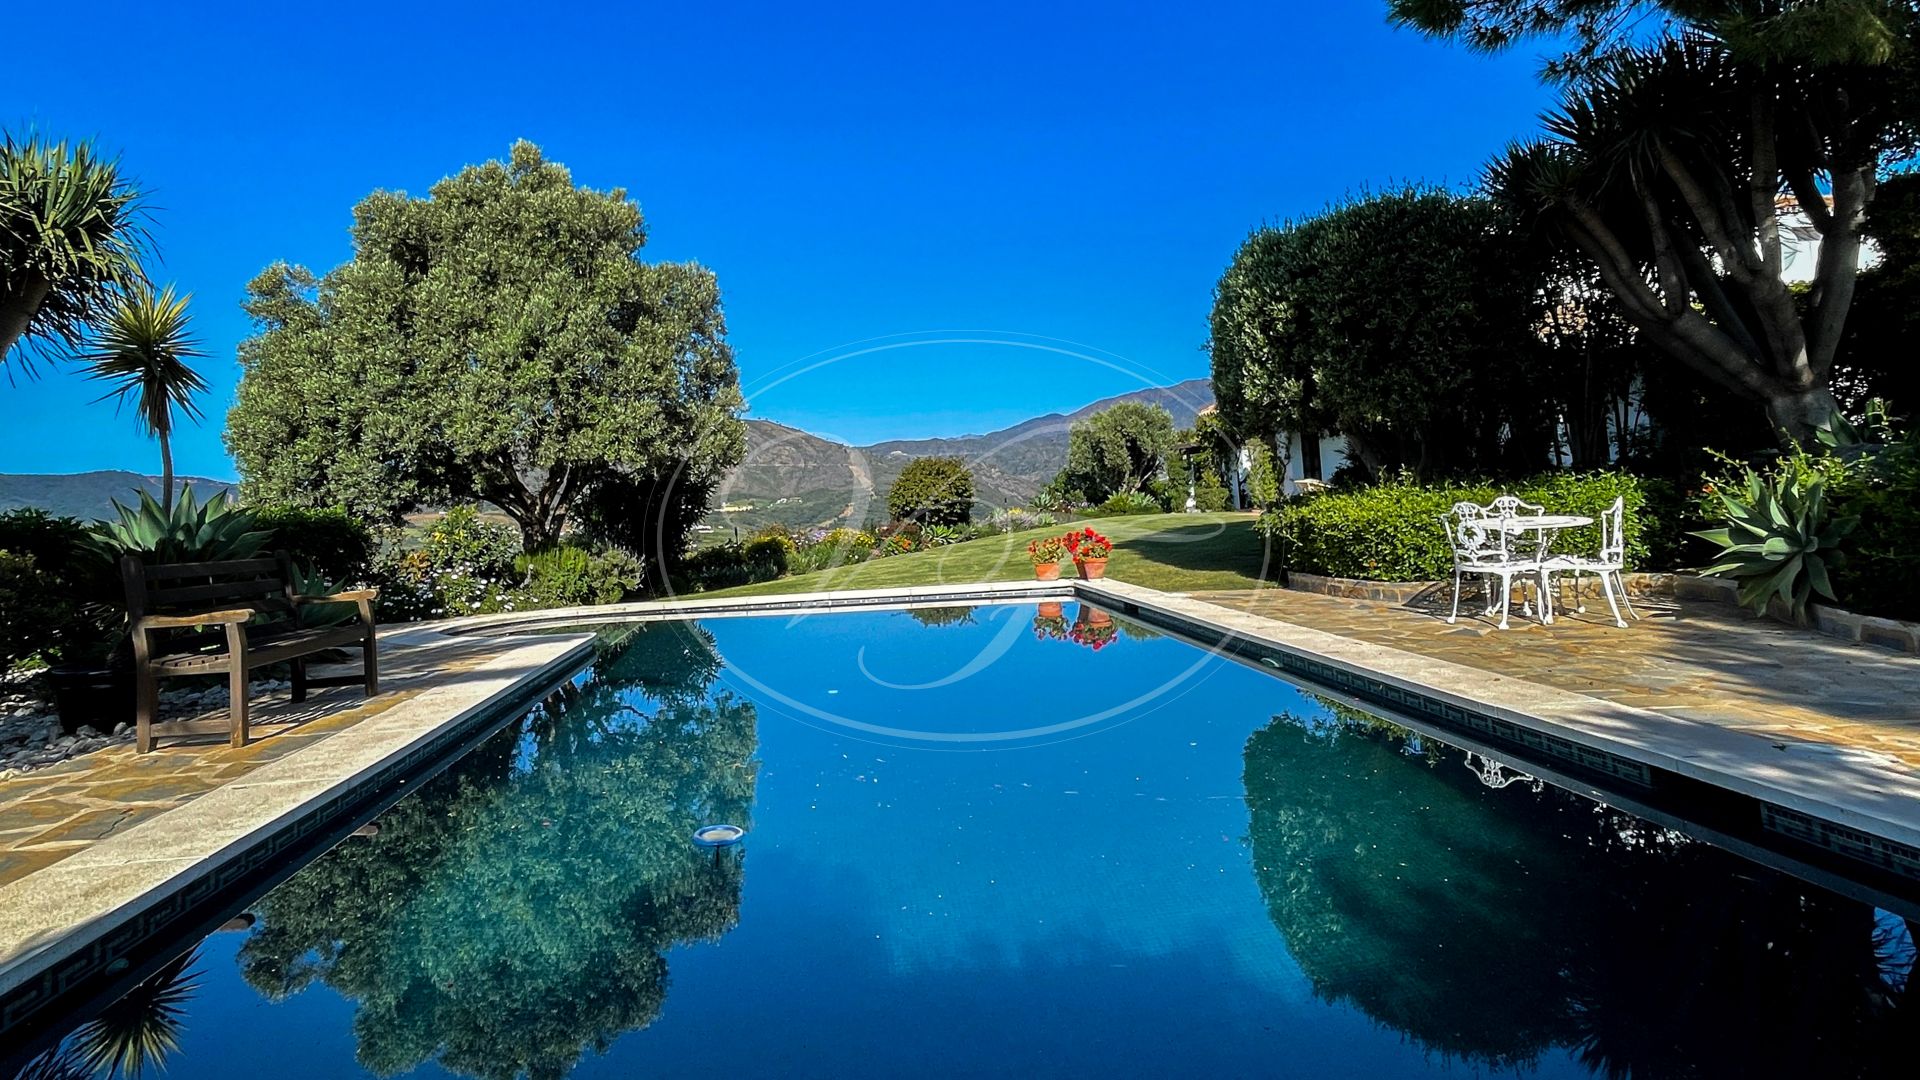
[1492,514,1592,531]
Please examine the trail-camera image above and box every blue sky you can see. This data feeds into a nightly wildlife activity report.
[1,1,1555,480]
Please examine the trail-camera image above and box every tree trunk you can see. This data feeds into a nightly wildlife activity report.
[0,274,54,365]
[1763,385,1843,444]
[159,432,175,515]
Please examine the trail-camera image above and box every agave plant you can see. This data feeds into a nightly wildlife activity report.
[1691,461,1857,620]
[90,485,273,565]
[69,947,200,1078]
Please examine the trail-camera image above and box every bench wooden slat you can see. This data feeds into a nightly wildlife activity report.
[150,624,369,672]
[148,579,286,608]
[143,557,281,580]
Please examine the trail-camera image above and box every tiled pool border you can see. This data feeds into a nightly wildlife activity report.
[6,575,1920,1052]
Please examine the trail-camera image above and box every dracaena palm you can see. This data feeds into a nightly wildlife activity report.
[0,133,148,370]
[82,284,208,513]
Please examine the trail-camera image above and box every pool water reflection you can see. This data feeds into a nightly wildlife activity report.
[14,605,1917,1078]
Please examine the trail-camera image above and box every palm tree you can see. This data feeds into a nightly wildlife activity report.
[69,947,201,1079]
[82,284,207,512]
[0,133,147,370]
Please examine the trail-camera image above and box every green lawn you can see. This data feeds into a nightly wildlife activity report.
[693,512,1277,598]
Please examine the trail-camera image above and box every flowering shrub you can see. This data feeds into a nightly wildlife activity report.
[374,507,522,620]
[989,509,1055,533]
[1028,535,1068,565]
[1031,611,1069,640]
[873,521,923,557]
[1069,608,1117,650]
[1063,527,1113,562]
[791,528,877,573]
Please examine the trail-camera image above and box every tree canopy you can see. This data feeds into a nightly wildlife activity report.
[239,622,755,1080]
[1397,1,1920,442]
[885,455,976,525]
[1063,401,1177,500]
[1209,187,1549,477]
[225,141,746,552]
[1244,700,1915,1076]
[0,134,147,369]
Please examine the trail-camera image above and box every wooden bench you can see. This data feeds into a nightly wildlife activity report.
[121,553,380,753]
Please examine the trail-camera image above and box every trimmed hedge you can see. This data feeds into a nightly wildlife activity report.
[1260,471,1677,581]
[251,505,377,582]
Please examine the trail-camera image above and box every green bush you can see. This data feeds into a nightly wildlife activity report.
[1194,467,1232,512]
[1,551,69,670]
[1260,471,1670,581]
[1246,442,1281,509]
[677,540,786,591]
[886,456,976,526]
[0,510,115,667]
[1828,439,1920,619]
[1096,491,1163,516]
[251,505,376,581]
[515,544,646,608]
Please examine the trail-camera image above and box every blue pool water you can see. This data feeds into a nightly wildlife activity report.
[13,603,1916,1078]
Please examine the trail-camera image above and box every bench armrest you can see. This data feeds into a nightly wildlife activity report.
[294,588,380,604]
[136,608,256,630]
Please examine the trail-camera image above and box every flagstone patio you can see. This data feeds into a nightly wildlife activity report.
[0,628,513,888]
[1192,584,1920,773]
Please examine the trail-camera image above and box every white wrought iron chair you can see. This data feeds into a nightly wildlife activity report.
[1441,501,1542,630]
[1483,494,1545,519]
[1543,496,1638,628]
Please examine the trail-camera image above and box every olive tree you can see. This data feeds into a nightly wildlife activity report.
[885,455,975,525]
[226,141,746,553]
[1064,401,1177,501]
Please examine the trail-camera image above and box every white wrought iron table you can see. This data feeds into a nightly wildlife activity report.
[1493,514,1593,624]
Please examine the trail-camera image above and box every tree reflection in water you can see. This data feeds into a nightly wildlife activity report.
[236,622,757,1080]
[1243,700,1915,1078]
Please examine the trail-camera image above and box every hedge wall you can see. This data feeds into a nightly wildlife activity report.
[1259,472,1681,581]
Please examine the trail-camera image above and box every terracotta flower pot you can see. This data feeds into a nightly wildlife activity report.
[1037,600,1064,618]
[1034,562,1062,581]
[1076,558,1109,580]
[1084,608,1114,627]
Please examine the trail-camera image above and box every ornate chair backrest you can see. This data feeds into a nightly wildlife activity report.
[1485,494,1544,519]
[1441,502,1507,564]
[1599,496,1627,564]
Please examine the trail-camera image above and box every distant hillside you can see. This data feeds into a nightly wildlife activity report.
[4,380,1216,534]
[709,378,1214,532]
[0,472,238,521]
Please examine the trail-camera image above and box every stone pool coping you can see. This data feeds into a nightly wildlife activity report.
[0,629,595,1020]
[1076,578,1920,863]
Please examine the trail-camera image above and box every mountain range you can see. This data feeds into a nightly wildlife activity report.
[0,379,1215,532]
[0,472,237,521]
[708,378,1215,532]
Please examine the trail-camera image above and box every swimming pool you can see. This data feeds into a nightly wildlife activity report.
[10,602,1916,1078]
